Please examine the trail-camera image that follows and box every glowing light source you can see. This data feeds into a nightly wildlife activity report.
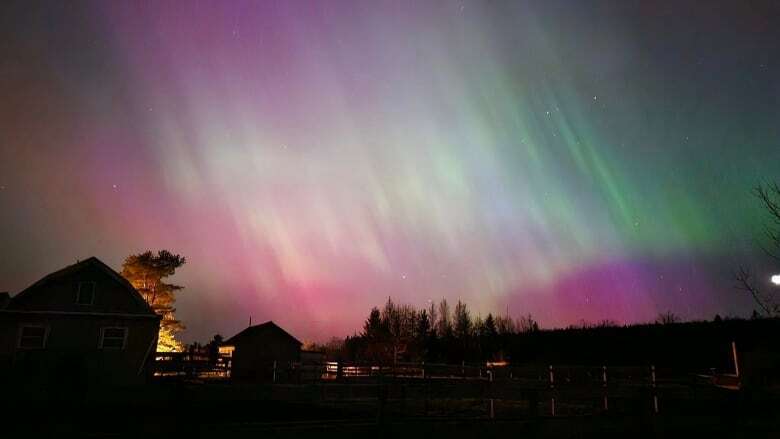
[771,274,780,286]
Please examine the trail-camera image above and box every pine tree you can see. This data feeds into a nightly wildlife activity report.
[484,313,497,338]
[416,309,431,339]
[363,307,383,339]
[453,300,471,340]
[436,299,452,337]
[121,250,186,352]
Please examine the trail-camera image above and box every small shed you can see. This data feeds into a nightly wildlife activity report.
[222,321,301,382]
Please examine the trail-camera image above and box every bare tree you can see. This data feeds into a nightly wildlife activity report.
[495,314,516,335]
[755,182,780,260]
[735,266,775,316]
[655,311,680,325]
[516,313,539,333]
[735,182,780,316]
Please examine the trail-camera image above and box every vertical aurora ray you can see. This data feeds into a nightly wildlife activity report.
[1,0,778,341]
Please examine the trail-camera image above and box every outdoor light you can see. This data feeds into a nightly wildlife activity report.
[772,274,780,286]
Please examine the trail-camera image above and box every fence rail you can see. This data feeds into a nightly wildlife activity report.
[153,352,230,378]
[150,354,755,419]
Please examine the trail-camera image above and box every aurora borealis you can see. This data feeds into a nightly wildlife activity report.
[1,0,779,343]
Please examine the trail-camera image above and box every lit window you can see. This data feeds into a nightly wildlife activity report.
[99,327,127,349]
[19,326,47,349]
[76,282,95,305]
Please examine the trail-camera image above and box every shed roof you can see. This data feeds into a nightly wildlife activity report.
[224,321,302,347]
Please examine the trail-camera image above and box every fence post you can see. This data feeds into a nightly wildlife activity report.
[549,365,555,416]
[602,365,608,411]
[462,360,466,379]
[424,371,430,416]
[651,365,658,414]
[488,369,495,420]
[377,373,386,426]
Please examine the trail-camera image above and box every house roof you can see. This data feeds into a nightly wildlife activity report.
[0,292,9,309]
[224,321,302,347]
[10,256,154,314]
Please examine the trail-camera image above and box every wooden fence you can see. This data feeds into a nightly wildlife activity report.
[153,352,231,378]
[152,354,741,418]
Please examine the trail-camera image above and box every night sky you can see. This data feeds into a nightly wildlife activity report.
[1,0,779,343]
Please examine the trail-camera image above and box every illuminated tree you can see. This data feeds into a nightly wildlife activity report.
[121,250,187,352]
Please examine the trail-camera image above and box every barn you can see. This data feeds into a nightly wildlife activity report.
[0,257,160,396]
[222,321,302,382]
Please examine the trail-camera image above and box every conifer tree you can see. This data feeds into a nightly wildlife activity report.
[121,250,186,352]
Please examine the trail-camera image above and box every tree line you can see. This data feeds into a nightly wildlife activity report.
[334,297,539,364]
[302,300,777,372]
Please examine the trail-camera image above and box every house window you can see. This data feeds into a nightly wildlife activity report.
[76,281,95,305]
[18,326,47,349]
[99,327,128,349]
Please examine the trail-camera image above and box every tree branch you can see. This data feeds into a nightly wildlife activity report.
[734,266,773,316]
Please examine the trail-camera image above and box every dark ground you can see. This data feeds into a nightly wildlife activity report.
[3,379,779,438]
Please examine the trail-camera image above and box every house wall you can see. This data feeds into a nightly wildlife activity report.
[0,312,159,392]
[0,258,161,396]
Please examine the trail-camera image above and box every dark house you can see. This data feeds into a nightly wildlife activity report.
[0,257,160,395]
[222,321,302,381]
